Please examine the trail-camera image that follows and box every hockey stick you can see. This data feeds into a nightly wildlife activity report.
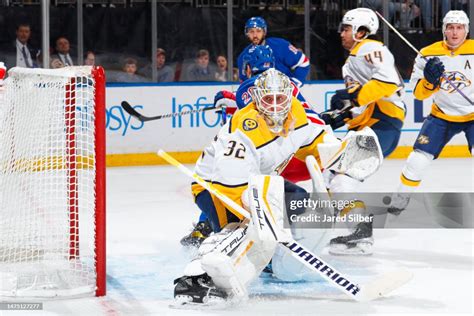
[374,11,474,106]
[157,149,413,302]
[121,101,221,122]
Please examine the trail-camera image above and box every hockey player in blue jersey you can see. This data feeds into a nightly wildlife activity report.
[237,17,310,87]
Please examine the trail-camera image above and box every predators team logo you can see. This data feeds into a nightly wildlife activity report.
[417,135,430,145]
[440,71,471,93]
[243,118,258,131]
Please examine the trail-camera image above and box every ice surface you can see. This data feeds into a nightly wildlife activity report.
[1,158,473,315]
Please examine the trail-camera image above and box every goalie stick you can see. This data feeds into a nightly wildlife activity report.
[121,101,222,122]
[157,149,413,302]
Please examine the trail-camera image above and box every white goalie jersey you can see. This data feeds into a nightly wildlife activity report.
[193,98,327,209]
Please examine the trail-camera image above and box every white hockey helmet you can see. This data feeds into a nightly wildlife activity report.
[442,10,469,34]
[442,10,469,48]
[251,68,293,134]
[340,8,379,41]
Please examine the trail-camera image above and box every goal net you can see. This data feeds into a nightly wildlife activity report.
[0,66,106,298]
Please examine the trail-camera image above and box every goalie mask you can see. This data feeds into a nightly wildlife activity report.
[251,69,293,134]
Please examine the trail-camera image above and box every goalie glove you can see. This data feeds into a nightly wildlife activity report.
[330,84,361,111]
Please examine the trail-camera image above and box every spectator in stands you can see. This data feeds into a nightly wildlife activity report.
[50,58,65,69]
[182,49,216,82]
[214,54,238,82]
[84,51,96,66]
[50,36,75,67]
[398,0,421,30]
[214,54,228,81]
[139,48,174,82]
[116,58,145,83]
[413,0,432,31]
[2,23,40,69]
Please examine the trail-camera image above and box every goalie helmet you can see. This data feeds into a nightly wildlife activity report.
[245,17,267,35]
[340,8,379,41]
[251,69,293,134]
[242,45,275,76]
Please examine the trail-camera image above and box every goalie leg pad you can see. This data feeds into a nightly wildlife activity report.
[199,175,286,298]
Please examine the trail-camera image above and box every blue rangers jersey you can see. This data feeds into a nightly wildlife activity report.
[237,38,310,86]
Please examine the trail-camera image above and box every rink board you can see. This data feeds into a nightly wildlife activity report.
[105,82,471,166]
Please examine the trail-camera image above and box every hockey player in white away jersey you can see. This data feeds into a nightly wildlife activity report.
[320,8,406,255]
[389,10,474,214]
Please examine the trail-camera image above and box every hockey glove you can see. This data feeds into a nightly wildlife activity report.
[214,90,237,126]
[330,84,361,111]
[214,90,236,107]
[320,109,352,130]
[423,57,445,88]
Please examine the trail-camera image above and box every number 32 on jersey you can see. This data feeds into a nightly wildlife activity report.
[224,140,246,159]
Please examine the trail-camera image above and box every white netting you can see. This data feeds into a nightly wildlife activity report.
[0,66,98,298]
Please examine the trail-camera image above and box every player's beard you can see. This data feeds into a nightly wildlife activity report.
[251,37,263,45]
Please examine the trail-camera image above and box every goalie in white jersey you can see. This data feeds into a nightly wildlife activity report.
[389,10,474,213]
[173,68,383,305]
[319,8,406,255]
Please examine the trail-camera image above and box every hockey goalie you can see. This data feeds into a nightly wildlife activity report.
[173,68,383,306]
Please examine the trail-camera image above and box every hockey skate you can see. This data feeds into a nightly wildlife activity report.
[180,220,213,247]
[329,220,374,256]
[387,192,411,215]
[173,273,228,307]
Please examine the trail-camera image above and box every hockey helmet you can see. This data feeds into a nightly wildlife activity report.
[242,45,275,77]
[340,8,379,41]
[443,10,469,34]
[245,17,267,35]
